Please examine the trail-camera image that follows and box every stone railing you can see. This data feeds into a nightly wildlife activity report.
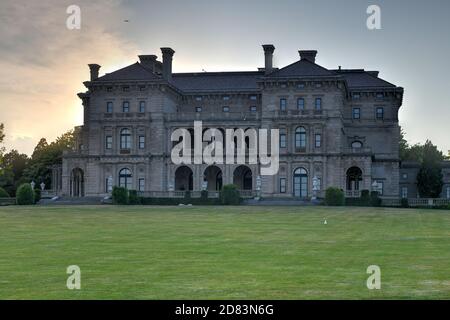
[166,112,259,122]
[136,190,253,199]
[381,198,450,207]
[267,109,327,119]
[0,198,16,206]
[345,190,361,198]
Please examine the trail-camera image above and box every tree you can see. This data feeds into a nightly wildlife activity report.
[417,140,444,198]
[0,150,30,196]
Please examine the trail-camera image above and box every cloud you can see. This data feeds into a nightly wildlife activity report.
[0,0,138,155]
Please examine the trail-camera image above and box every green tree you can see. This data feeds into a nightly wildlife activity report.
[0,150,30,196]
[417,140,444,198]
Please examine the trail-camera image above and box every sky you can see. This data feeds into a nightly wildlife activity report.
[0,0,449,155]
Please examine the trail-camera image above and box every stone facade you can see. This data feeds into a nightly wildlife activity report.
[60,45,408,198]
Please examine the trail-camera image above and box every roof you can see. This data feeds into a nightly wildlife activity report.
[334,69,396,88]
[268,59,336,77]
[96,62,160,82]
[172,71,263,92]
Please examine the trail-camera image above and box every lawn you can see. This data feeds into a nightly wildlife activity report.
[0,205,449,299]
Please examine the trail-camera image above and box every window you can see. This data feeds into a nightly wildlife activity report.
[106,86,113,92]
[249,106,257,112]
[119,168,132,189]
[195,106,202,113]
[120,128,131,149]
[122,86,130,92]
[401,187,408,199]
[195,96,202,101]
[280,178,286,193]
[139,101,146,113]
[295,127,306,149]
[223,96,230,101]
[376,92,384,99]
[249,95,257,101]
[106,102,113,113]
[353,93,361,99]
[315,134,321,148]
[138,135,145,149]
[105,177,113,193]
[297,98,305,110]
[297,82,305,89]
[447,187,450,199]
[373,180,384,195]
[122,101,130,113]
[279,98,287,111]
[315,82,322,88]
[402,173,408,179]
[376,107,384,119]
[105,136,112,149]
[315,98,322,111]
[280,133,287,148]
[352,107,361,119]
[222,106,230,112]
[139,178,145,192]
[351,141,363,149]
[139,85,146,91]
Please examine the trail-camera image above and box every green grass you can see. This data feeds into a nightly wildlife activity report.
[0,205,449,299]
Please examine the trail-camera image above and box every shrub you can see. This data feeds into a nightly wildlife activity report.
[16,183,35,205]
[360,189,371,206]
[112,186,129,205]
[370,191,382,207]
[184,190,191,200]
[400,198,409,208]
[200,190,208,200]
[34,188,41,204]
[0,187,10,198]
[325,187,345,206]
[221,184,241,205]
[128,190,140,205]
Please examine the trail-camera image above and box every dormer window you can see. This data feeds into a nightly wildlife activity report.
[351,141,363,149]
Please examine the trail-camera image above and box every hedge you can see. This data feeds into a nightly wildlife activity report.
[325,187,345,206]
[0,187,10,198]
[16,183,35,205]
[220,184,241,205]
[112,186,129,204]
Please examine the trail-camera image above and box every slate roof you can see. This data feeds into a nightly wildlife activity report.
[172,71,263,92]
[267,59,336,77]
[93,60,399,91]
[96,62,161,82]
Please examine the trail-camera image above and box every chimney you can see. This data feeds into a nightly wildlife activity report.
[262,44,275,75]
[161,47,175,82]
[88,64,101,80]
[299,50,317,63]
[138,55,158,72]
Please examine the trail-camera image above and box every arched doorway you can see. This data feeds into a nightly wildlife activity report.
[175,166,193,191]
[70,168,84,197]
[204,165,223,191]
[346,166,363,191]
[233,165,252,190]
[293,167,308,198]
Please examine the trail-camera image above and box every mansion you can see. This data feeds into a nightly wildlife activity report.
[53,45,448,199]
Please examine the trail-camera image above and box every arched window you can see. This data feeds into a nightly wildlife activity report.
[293,167,308,197]
[119,168,132,189]
[295,127,307,149]
[351,141,363,149]
[120,128,131,149]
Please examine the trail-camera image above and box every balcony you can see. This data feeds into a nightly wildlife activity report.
[268,109,327,119]
[344,147,372,155]
[166,112,260,122]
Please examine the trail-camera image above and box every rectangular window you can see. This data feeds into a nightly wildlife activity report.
[195,106,202,113]
[106,102,113,113]
[353,107,361,119]
[122,101,130,113]
[279,98,287,111]
[195,96,202,101]
[106,177,113,193]
[374,180,384,196]
[376,93,384,99]
[106,87,113,92]
[315,98,322,110]
[139,85,146,91]
[402,173,408,179]
[401,187,408,199]
[249,106,257,112]
[223,96,230,101]
[297,98,305,110]
[315,134,321,148]
[297,82,305,89]
[105,136,112,149]
[353,93,361,99]
[280,133,287,148]
[447,187,450,199]
[376,107,384,119]
[139,178,145,192]
[138,136,145,149]
[249,95,257,101]
[222,106,230,112]
[280,178,286,193]
[122,86,130,92]
[139,101,146,113]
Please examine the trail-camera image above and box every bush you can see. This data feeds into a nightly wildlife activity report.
[200,190,208,200]
[128,190,140,205]
[112,186,129,205]
[0,187,10,198]
[325,187,345,206]
[34,188,41,204]
[184,190,191,200]
[16,183,35,205]
[400,198,409,208]
[370,191,382,207]
[221,184,241,205]
[360,189,371,206]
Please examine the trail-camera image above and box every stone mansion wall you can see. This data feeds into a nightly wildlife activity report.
[59,45,406,199]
